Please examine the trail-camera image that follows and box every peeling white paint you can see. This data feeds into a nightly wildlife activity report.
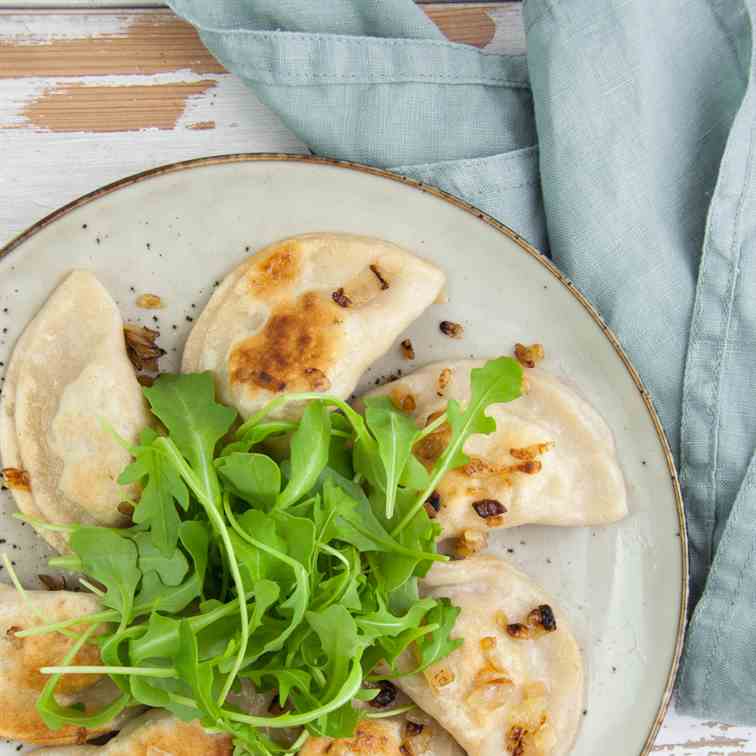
[0,11,134,43]
[484,5,526,56]
[0,71,306,241]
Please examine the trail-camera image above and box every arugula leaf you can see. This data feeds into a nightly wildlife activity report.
[273,510,316,572]
[355,596,437,639]
[412,598,463,673]
[243,669,311,708]
[322,480,442,564]
[312,546,362,612]
[135,571,200,615]
[69,528,140,619]
[221,420,296,457]
[133,532,188,586]
[392,357,522,535]
[224,502,310,665]
[327,433,353,480]
[306,606,366,702]
[371,488,441,592]
[119,428,188,556]
[217,452,281,510]
[143,373,237,506]
[175,619,223,723]
[276,402,330,510]
[180,520,210,587]
[398,453,430,490]
[363,396,419,518]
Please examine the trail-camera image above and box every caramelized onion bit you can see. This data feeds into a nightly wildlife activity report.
[439,320,464,339]
[38,574,65,591]
[473,499,507,520]
[331,288,352,308]
[455,529,487,559]
[510,442,553,461]
[413,417,451,469]
[367,679,398,709]
[514,342,545,368]
[505,604,558,640]
[401,720,432,756]
[506,694,553,756]
[507,725,527,756]
[2,467,30,492]
[118,501,135,518]
[400,338,415,360]
[514,460,542,475]
[506,623,531,640]
[369,264,390,290]
[436,367,452,396]
[404,721,424,737]
[527,604,557,633]
[429,667,455,689]
[135,293,163,309]
[424,490,441,518]
[124,324,165,373]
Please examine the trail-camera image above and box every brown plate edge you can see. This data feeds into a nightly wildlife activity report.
[0,152,688,755]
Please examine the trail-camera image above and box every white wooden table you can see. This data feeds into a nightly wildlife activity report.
[0,3,753,754]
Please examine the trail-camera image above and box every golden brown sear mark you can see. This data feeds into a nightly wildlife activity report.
[229,291,344,396]
[303,367,332,392]
[304,719,398,755]
[2,467,30,492]
[246,241,302,299]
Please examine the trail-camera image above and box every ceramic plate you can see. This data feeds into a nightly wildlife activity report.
[0,155,686,756]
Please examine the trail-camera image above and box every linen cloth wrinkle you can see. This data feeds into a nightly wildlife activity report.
[169,0,756,725]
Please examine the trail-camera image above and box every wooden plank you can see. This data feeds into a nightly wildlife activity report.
[0,5,513,80]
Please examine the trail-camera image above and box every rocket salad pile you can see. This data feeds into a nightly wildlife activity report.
[12,357,522,755]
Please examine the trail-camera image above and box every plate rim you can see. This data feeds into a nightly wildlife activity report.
[0,152,688,755]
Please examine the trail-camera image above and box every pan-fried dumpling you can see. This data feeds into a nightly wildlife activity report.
[182,234,445,419]
[0,271,150,549]
[301,705,464,755]
[30,710,232,754]
[0,585,127,745]
[363,361,627,538]
[392,557,583,756]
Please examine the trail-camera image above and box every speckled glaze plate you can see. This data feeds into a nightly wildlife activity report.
[0,155,686,756]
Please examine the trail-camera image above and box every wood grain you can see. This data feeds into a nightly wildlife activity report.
[0,5,504,80]
[13,80,217,132]
[0,13,224,78]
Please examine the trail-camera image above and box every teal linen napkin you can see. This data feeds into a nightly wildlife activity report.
[171,0,756,724]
